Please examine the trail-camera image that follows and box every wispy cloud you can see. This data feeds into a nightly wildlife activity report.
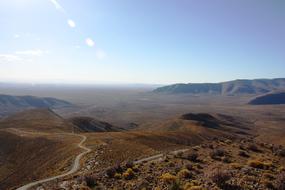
[0,49,48,64]
[0,54,22,63]
[16,49,47,56]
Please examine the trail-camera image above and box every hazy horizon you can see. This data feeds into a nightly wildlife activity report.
[1,76,285,87]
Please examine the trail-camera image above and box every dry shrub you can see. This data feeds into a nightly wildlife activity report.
[125,160,134,168]
[122,168,135,180]
[262,179,275,189]
[170,181,182,190]
[225,139,232,144]
[186,152,199,162]
[193,146,200,151]
[278,149,285,157]
[159,173,178,184]
[239,144,246,150]
[78,186,91,190]
[185,164,193,171]
[247,144,261,152]
[263,172,275,180]
[168,161,175,167]
[185,186,205,190]
[175,151,184,158]
[114,162,123,173]
[132,165,140,172]
[276,172,285,190]
[222,156,231,163]
[184,181,202,190]
[210,149,226,160]
[114,173,122,179]
[83,175,97,188]
[243,175,257,183]
[248,160,272,170]
[230,163,243,170]
[211,169,231,188]
[178,169,192,179]
[106,167,116,178]
[278,167,285,172]
[238,151,250,158]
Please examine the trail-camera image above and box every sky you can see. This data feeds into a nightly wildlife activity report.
[0,0,284,84]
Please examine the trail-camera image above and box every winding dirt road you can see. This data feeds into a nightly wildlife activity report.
[16,134,91,190]
[12,126,188,190]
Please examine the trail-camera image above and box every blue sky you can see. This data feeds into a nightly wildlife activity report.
[0,0,284,84]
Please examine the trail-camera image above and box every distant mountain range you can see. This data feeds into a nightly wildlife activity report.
[249,92,285,105]
[153,78,285,95]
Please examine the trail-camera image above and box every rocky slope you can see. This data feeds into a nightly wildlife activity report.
[36,136,285,190]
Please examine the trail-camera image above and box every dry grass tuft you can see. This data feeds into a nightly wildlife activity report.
[276,172,285,190]
[211,169,231,188]
[122,168,135,180]
[248,160,272,170]
[186,152,199,162]
[159,173,178,184]
[178,169,192,179]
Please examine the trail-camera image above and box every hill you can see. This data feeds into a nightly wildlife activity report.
[69,117,123,132]
[0,130,81,189]
[141,113,252,135]
[73,113,252,173]
[153,78,285,95]
[0,94,72,108]
[249,92,285,105]
[0,109,76,133]
[0,94,72,118]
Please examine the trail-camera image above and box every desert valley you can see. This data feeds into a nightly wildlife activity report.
[0,79,285,190]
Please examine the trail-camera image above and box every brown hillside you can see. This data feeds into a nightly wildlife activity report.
[0,130,81,189]
[80,113,252,172]
[0,109,76,133]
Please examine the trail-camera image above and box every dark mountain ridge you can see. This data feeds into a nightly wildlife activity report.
[69,116,123,132]
[249,92,285,105]
[153,78,285,95]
